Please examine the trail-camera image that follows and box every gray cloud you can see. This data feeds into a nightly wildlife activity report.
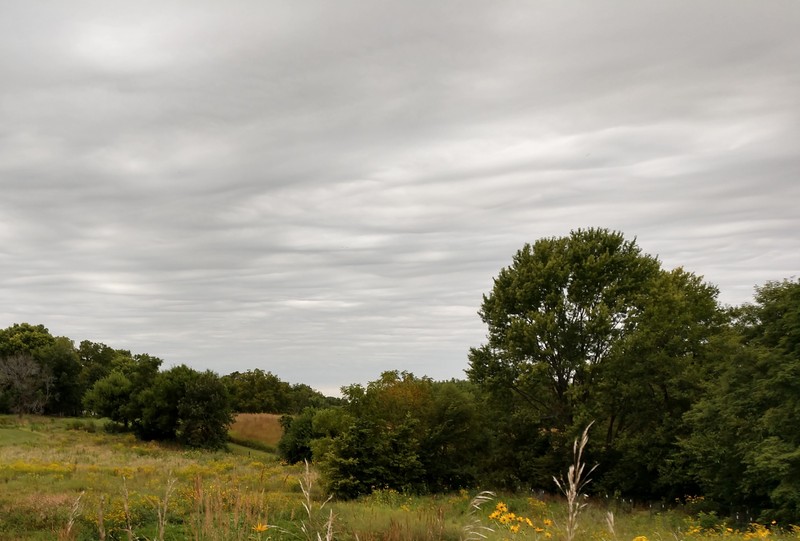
[1,1,799,395]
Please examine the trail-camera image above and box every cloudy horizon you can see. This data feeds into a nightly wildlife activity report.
[2,1,798,396]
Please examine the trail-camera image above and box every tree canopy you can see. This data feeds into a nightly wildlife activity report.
[467,228,723,498]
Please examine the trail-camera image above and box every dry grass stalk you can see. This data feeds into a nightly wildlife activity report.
[121,476,134,541]
[553,422,597,541]
[319,509,335,541]
[98,495,106,541]
[156,475,177,541]
[57,490,84,541]
[190,475,203,541]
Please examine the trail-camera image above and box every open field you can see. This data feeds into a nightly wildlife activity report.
[0,415,797,541]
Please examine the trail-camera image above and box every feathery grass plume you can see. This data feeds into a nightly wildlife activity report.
[299,459,335,541]
[606,510,616,540]
[553,422,597,541]
[462,491,496,541]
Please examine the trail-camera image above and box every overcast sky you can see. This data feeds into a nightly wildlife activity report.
[1,2,798,395]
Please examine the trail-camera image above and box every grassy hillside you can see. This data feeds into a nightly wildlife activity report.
[0,415,303,540]
[0,415,795,541]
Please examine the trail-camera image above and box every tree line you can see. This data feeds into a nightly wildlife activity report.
[0,327,335,448]
[2,228,798,522]
[278,229,800,523]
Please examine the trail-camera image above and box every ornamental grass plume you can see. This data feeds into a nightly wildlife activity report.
[553,422,597,541]
[606,510,616,540]
[462,491,495,541]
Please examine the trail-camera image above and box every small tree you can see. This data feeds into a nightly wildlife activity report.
[278,409,317,464]
[137,365,234,450]
[177,370,234,449]
[83,371,134,426]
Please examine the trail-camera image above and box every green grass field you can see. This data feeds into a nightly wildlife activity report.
[0,415,795,541]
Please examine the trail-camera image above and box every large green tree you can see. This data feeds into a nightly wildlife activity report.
[468,229,662,429]
[467,228,722,496]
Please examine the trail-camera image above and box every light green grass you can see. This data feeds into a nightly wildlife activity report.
[0,427,44,446]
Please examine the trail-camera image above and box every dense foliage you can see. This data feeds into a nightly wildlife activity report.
[279,372,487,499]
[680,279,800,522]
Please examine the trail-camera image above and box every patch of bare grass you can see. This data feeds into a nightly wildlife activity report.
[230,413,284,446]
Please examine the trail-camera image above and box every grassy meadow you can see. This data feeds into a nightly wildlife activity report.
[0,414,797,541]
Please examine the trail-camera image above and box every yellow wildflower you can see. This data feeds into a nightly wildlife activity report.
[252,522,269,533]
